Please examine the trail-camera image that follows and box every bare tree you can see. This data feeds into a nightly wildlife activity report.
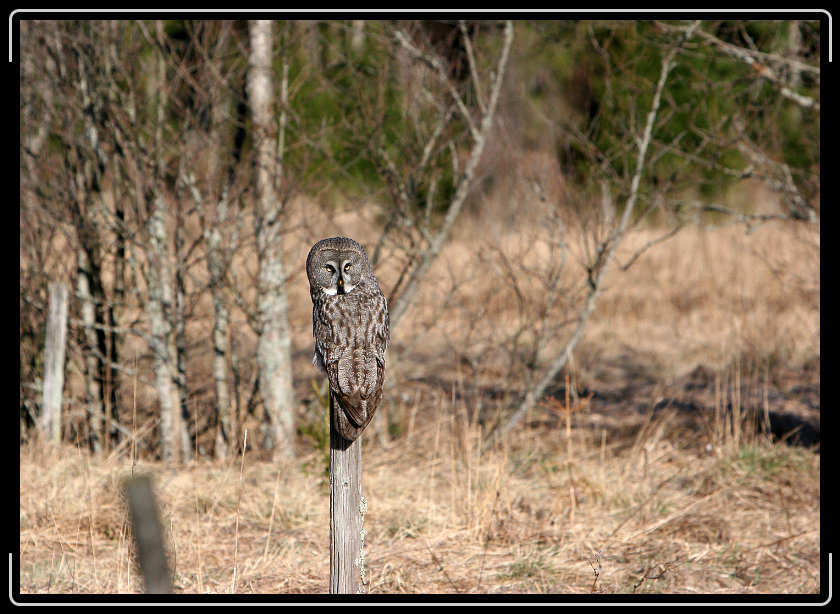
[22,21,125,452]
[178,21,247,458]
[657,20,820,225]
[384,20,515,328]
[296,20,516,444]
[492,22,701,440]
[247,20,297,457]
[37,20,194,463]
[489,19,819,442]
[20,21,136,451]
[20,19,299,461]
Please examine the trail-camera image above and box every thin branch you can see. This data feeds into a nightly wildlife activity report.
[618,220,690,271]
[661,21,819,111]
[730,118,818,223]
[459,21,486,114]
[394,29,480,141]
[388,20,515,328]
[677,200,809,229]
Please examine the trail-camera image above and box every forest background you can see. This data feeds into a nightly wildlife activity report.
[19,17,821,596]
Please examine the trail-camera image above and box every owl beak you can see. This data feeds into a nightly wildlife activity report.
[337,277,345,294]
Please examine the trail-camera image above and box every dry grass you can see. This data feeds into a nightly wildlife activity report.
[18,399,820,595]
[18,188,820,597]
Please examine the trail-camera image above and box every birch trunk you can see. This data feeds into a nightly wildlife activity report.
[205,25,236,458]
[76,249,103,452]
[42,282,68,444]
[173,202,192,462]
[145,197,183,466]
[190,173,233,458]
[247,19,296,458]
[208,232,233,457]
[143,21,189,465]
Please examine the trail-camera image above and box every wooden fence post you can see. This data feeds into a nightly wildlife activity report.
[41,282,68,444]
[125,475,173,594]
[329,393,365,594]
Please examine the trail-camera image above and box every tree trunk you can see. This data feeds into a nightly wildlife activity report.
[42,282,68,444]
[76,249,104,452]
[247,19,296,458]
[142,20,189,466]
[145,197,183,466]
[174,201,192,462]
[192,183,234,458]
[201,22,239,459]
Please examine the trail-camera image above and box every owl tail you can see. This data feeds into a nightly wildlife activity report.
[330,390,370,442]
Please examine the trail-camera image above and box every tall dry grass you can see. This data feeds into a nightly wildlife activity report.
[18,381,820,595]
[19,187,820,595]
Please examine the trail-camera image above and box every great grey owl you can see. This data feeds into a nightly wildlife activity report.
[306,236,390,442]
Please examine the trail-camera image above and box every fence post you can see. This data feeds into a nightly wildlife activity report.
[329,393,365,594]
[41,282,68,444]
[125,475,173,594]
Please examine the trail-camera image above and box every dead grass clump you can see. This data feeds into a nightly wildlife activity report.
[588,222,820,380]
[19,379,819,596]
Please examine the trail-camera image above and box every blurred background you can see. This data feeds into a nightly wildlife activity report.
[20,18,819,461]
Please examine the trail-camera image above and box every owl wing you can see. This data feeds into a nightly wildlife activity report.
[324,291,389,441]
[312,303,330,373]
[374,290,390,355]
[328,346,384,439]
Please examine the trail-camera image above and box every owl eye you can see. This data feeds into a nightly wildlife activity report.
[343,263,351,272]
[325,264,335,274]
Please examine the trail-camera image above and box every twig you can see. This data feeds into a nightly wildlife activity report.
[476,490,501,592]
[394,29,479,140]
[619,221,690,271]
[749,528,820,553]
[230,428,247,594]
[632,557,684,593]
[458,21,486,114]
[426,541,460,593]
[589,550,603,593]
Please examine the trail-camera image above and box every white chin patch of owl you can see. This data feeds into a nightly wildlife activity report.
[323,284,356,295]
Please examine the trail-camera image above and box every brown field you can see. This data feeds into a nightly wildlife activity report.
[18,192,820,598]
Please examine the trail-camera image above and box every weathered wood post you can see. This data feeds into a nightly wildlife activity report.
[41,281,68,444]
[125,475,172,594]
[329,393,366,594]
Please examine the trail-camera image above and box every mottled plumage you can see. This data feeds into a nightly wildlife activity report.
[306,237,389,441]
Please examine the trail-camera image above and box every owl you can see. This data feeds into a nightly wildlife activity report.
[306,237,390,442]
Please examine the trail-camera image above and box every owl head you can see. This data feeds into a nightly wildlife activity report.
[306,236,374,302]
